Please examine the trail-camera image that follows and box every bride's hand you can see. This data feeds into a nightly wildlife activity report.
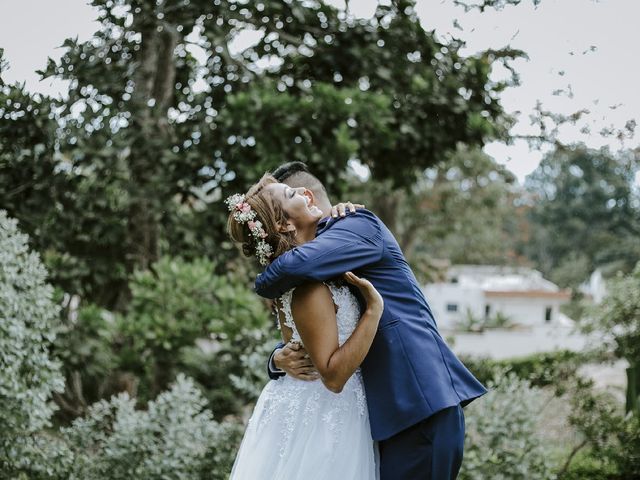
[343,271,384,316]
[331,201,364,218]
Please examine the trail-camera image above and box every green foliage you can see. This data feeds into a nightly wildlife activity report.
[454,307,514,332]
[582,263,640,364]
[461,350,591,392]
[559,449,618,480]
[51,255,273,416]
[122,257,230,354]
[179,324,276,419]
[0,220,248,478]
[461,373,556,480]
[615,414,640,477]
[52,302,120,422]
[62,374,241,480]
[0,80,131,308]
[455,311,515,332]
[580,263,640,413]
[227,327,278,400]
[115,256,270,398]
[549,252,591,290]
[353,146,522,275]
[525,146,640,287]
[561,292,589,323]
[0,210,67,477]
[197,420,244,480]
[58,303,117,381]
[563,378,640,479]
[1,0,517,307]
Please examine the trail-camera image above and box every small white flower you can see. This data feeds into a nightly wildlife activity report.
[225,193,245,211]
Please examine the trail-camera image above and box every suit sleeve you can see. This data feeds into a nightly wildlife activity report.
[267,342,286,380]
[254,211,383,299]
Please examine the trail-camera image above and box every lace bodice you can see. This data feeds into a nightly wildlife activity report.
[249,283,368,460]
[276,283,361,346]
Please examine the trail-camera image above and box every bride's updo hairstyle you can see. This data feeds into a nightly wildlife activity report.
[227,173,298,263]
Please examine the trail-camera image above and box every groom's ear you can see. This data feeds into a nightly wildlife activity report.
[303,188,316,206]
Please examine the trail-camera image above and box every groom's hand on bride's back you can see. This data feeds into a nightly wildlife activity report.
[274,342,320,381]
[331,201,364,218]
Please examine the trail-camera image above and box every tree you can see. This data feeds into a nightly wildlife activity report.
[525,145,640,287]
[351,146,523,279]
[0,81,133,308]
[1,0,518,308]
[582,263,640,415]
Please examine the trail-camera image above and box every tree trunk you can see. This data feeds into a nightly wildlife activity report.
[128,23,179,273]
[626,362,640,415]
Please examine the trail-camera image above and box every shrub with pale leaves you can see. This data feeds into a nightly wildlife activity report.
[460,372,557,480]
[63,374,242,480]
[0,210,70,478]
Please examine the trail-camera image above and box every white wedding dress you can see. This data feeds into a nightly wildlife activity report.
[229,284,378,480]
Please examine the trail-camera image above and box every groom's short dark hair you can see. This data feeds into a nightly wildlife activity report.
[272,161,310,182]
[272,161,328,198]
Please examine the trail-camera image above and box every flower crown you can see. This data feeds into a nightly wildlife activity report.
[225,193,274,266]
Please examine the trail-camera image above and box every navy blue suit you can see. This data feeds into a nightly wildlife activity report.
[257,210,487,479]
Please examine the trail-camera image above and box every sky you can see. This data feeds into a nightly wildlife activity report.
[1,0,638,184]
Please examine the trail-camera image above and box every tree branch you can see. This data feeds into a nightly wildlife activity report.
[557,439,588,477]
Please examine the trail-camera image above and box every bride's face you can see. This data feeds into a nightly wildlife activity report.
[265,182,323,233]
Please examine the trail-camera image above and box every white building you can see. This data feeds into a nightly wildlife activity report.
[423,265,572,330]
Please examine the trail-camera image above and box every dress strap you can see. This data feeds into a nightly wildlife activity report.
[273,300,282,331]
[279,289,296,331]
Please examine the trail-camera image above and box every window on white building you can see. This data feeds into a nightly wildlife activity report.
[446,303,458,312]
[485,304,491,318]
[545,307,552,323]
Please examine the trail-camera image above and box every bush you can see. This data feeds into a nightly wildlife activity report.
[121,256,268,349]
[50,255,275,419]
[615,414,640,477]
[461,350,592,392]
[63,374,242,480]
[228,327,278,401]
[180,325,276,418]
[0,210,68,477]
[560,453,617,480]
[0,214,247,478]
[116,256,271,398]
[460,373,557,480]
[52,301,121,422]
[580,263,640,414]
[196,420,244,480]
[557,378,640,479]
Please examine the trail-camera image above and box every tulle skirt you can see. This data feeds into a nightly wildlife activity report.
[229,372,378,480]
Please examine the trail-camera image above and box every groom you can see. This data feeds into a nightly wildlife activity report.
[256,162,487,480]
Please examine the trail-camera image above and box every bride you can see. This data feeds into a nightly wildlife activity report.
[226,174,383,479]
